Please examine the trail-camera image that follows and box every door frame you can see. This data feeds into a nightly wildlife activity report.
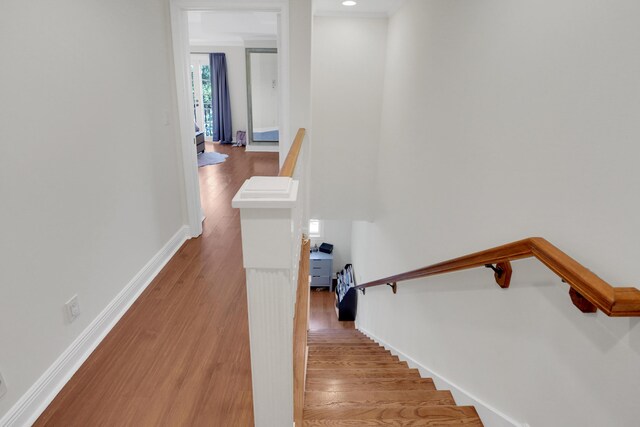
[169,0,290,237]
[245,47,279,146]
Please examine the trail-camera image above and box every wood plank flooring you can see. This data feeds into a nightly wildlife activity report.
[309,289,355,331]
[35,143,277,426]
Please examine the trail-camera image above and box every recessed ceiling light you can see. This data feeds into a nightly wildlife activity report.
[342,1,357,6]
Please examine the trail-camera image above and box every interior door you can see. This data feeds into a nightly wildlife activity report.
[190,55,213,141]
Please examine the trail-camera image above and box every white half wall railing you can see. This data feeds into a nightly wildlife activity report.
[232,129,308,426]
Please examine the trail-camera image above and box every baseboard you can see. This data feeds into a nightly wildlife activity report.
[357,326,524,427]
[246,143,279,153]
[0,225,191,427]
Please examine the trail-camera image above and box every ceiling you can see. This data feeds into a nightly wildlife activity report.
[313,0,406,17]
[188,11,278,46]
[188,1,405,46]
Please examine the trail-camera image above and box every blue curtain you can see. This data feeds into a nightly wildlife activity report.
[210,53,233,143]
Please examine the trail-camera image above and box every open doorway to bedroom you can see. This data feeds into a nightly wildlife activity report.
[187,10,280,155]
[185,9,282,227]
[170,2,289,237]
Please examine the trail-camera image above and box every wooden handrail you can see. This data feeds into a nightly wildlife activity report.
[355,237,640,317]
[279,128,306,178]
[293,238,310,425]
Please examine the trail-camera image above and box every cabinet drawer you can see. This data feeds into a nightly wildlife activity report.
[311,275,331,286]
[310,260,332,276]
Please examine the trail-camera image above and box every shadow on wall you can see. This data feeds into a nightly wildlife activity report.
[389,258,639,355]
[535,278,634,354]
[628,319,640,356]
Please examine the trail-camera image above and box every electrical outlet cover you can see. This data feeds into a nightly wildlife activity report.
[0,372,7,399]
[65,295,81,323]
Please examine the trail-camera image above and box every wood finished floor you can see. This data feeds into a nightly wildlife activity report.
[309,289,355,331]
[35,143,278,426]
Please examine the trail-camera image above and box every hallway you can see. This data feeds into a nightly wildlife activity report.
[36,144,277,426]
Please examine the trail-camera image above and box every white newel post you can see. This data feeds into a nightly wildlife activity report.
[232,176,302,427]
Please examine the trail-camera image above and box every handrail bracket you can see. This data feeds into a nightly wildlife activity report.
[484,262,512,288]
[569,287,597,313]
[387,282,398,294]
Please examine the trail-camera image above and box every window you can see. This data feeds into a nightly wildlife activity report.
[200,65,213,138]
[309,219,323,238]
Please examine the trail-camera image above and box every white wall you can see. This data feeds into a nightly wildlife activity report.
[352,1,640,426]
[310,16,387,220]
[190,46,249,136]
[311,220,352,276]
[285,0,312,166]
[0,0,186,420]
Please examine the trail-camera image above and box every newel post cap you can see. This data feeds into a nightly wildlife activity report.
[232,176,300,269]
[232,176,299,209]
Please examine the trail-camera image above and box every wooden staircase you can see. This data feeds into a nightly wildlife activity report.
[303,329,483,426]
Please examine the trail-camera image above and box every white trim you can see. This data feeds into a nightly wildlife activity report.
[169,0,290,230]
[245,144,280,153]
[0,226,190,427]
[357,326,526,427]
[170,3,203,238]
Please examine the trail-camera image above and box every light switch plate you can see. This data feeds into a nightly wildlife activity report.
[0,372,7,399]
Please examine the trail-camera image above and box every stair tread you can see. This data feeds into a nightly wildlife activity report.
[308,360,408,369]
[302,330,483,427]
[306,378,435,392]
[309,347,389,353]
[308,343,383,347]
[308,334,366,338]
[308,354,398,361]
[308,334,366,337]
[309,332,369,336]
[304,405,482,422]
[309,340,376,344]
[307,368,421,379]
[303,417,483,426]
[306,390,451,405]
[305,390,455,408]
[309,345,386,350]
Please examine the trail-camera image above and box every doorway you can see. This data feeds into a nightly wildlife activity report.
[169,1,291,237]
